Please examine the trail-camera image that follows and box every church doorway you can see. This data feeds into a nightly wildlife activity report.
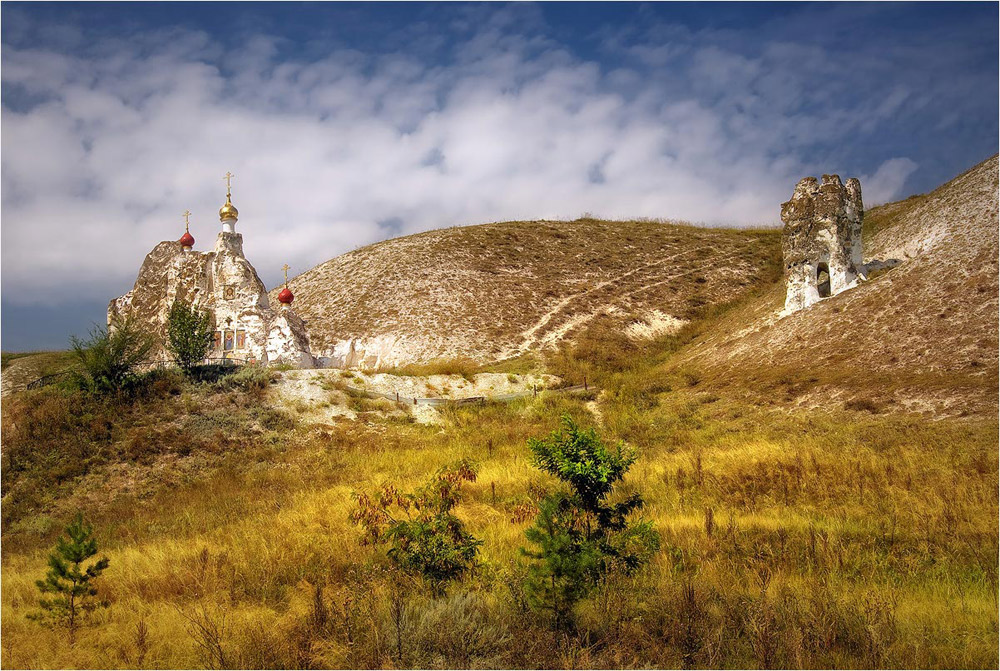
[817,262,831,298]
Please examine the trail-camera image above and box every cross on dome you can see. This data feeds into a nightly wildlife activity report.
[278,263,295,306]
[219,171,239,229]
[179,209,195,250]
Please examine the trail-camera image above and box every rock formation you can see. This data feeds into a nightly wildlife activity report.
[781,174,865,313]
[109,181,314,367]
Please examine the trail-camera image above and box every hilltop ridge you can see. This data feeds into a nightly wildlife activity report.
[272,219,781,367]
[668,154,999,417]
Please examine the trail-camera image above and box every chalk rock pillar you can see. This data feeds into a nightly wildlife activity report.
[780,174,865,314]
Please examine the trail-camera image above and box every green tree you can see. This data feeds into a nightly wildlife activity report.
[521,414,659,629]
[31,514,110,644]
[166,298,214,373]
[352,460,482,595]
[70,315,155,393]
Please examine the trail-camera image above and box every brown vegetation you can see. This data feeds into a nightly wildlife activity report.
[271,218,780,364]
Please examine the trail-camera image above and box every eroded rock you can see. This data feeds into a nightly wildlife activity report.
[781,174,865,313]
[109,208,313,366]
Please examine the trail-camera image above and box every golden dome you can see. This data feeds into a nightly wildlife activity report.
[219,193,239,222]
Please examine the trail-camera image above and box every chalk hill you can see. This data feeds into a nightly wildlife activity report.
[275,220,781,367]
[671,154,999,417]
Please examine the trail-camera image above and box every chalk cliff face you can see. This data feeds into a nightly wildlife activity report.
[109,233,313,367]
[780,174,865,313]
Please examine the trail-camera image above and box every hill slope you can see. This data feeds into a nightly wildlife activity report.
[272,220,780,367]
[670,154,999,417]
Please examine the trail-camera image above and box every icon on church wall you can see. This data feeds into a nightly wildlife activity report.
[224,330,234,351]
[212,331,221,350]
[236,330,246,350]
[224,286,236,300]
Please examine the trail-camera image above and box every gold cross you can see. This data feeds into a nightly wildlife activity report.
[282,263,290,286]
[182,209,191,231]
[223,171,235,196]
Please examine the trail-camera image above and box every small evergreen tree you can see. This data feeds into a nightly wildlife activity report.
[166,298,214,373]
[352,460,482,595]
[521,414,659,629]
[70,315,154,393]
[31,514,110,644]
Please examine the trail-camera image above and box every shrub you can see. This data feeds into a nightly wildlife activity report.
[379,357,480,381]
[352,461,482,594]
[521,415,659,629]
[215,365,275,395]
[69,316,154,393]
[30,514,110,644]
[166,299,214,373]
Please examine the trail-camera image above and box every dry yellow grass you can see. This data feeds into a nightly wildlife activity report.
[1,359,996,668]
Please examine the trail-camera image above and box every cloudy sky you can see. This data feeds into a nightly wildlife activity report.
[2,2,997,350]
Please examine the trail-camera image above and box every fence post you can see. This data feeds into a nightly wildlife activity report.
[396,391,399,404]
[533,384,537,398]
[413,397,417,406]
[584,375,588,391]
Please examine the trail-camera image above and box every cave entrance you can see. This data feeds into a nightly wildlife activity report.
[817,262,831,298]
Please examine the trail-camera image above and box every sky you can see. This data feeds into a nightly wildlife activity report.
[2,2,997,351]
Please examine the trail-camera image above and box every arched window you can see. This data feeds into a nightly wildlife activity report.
[817,262,832,298]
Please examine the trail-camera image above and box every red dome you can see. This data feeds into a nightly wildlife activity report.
[179,231,195,248]
[277,287,294,304]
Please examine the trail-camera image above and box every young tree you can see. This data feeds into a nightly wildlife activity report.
[166,298,214,373]
[521,414,659,629]
[70,315,155,393]
[352,460,482,595]
[31,514,110,644]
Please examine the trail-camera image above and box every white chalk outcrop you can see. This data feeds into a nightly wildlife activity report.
[781,174,866,314]
[109,230,314,367]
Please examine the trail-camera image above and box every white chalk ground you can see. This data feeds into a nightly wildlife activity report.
[624,309,688,341]
[273,369,560,425]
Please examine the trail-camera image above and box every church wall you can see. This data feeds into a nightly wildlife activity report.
[110,232,314,367]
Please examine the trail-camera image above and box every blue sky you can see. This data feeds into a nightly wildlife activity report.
[2,2,997,351]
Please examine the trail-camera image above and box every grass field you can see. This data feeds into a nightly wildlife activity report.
[1,299,996,669]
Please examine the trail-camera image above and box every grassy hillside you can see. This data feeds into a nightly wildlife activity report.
[664,155,999,418]
[2,319,996,668]
[0,351,76,396]
[2,157,997,669]
[271,219,781,366]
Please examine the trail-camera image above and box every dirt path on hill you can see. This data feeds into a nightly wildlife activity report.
[517,248,706,350]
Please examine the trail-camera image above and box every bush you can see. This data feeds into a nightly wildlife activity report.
[522,415,659,629]
[352,461,482,594]
[69,316,154,394]
[166,299,214,373]
[215,365,275,395]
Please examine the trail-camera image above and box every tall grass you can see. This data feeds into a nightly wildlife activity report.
[1,291,996,668]
[371,357,481,381]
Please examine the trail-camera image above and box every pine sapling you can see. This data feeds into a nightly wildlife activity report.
[31,514,110,644]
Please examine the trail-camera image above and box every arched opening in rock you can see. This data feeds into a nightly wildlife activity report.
[817,262,831,298]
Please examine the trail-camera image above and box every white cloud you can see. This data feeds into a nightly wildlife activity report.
[863,158,920,206]
[0,9,979,307]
